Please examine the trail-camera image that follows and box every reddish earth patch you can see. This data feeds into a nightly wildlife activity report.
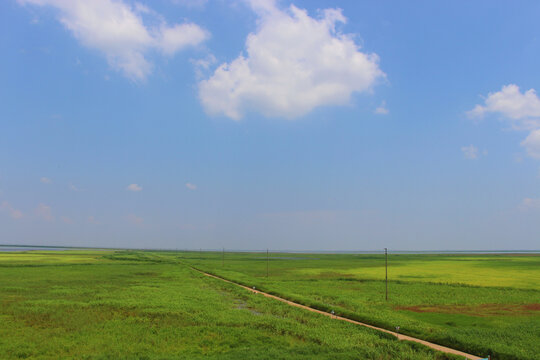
[396,303,540,316]
[499,253,540,256]
[523,303,540,311]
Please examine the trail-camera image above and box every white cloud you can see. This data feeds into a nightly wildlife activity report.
[126,213,144,225]
[158,23,207,56]
[185,182,197,190]
[35,203,54,221]
[468,84,540,160]
[467,84,540,130]
[461,145,479,160]
[19,0,209,80]
[374,101,389,115]
[521,129,540,159]
[126,183,142,192]
[0,201,24,219]
[40,177,52,184]
[69,183,80,191]
[199,0,384,120]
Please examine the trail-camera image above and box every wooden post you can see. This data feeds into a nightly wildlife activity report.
[266,248,269,278]
[385,248,388,301]
[222,247,224,267]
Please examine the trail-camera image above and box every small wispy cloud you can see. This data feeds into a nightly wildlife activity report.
[461,145,486,160]
[0,201,23,219]
[185,182,197,190]
[126,183,143,192]
[87,216,100,224]
[461,145,478,159]
[191,54,217,79]
[35,203,54,221]
[69,183,80,191]
[171,0,208,8]
[126,214,144,225]
[374,101,389,115]
[60,216,73,224]
[40,177,52,184]
[520,197,540,210]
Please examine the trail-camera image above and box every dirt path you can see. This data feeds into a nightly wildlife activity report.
[193,267,484,360]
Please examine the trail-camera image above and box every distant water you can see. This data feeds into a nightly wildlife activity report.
[0,246,70,252]
[189,249,540,255]
[0,246,538,254]
[193,248,540,254]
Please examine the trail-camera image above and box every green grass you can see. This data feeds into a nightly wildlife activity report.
[0,250,461,360]
[178,251,540,360]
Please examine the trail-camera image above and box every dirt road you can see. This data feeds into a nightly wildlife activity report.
[193,267,484,360]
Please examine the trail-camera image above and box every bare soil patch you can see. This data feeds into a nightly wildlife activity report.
[397,303,540,316]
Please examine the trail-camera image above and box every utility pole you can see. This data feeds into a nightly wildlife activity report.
[266,248,269,278]
[222,247,224,267]
[385,248,388,301]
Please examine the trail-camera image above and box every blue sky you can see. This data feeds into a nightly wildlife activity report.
[1,0,540,250]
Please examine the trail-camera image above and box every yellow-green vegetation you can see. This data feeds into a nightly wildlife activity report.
[0,250,114,265]
[0,250,460,360]
[180,251,540,360]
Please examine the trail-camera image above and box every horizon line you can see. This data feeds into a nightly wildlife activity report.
[1,244,539,254]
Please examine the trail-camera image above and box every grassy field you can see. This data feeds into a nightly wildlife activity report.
[179,251,540,360]
[0,250,462,360]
